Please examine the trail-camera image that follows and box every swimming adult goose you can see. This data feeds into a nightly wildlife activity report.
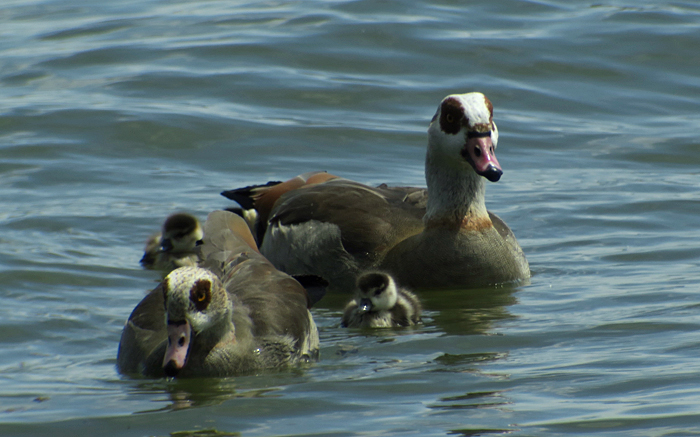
[222,92,530,292]
[342,272,422,328]
[140,212,203,274]
[117,210,320,378]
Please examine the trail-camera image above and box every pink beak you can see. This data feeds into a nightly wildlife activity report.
[462,136,503,182]
[163,321,191,377]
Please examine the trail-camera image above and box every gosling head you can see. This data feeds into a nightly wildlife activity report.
[160,213,203,253]
[354,272,399,314]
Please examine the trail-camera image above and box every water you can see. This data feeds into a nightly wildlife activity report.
[2,0,700,435]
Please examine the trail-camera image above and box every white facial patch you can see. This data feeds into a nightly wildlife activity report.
[165,267,215,294]
[449,92,491,127]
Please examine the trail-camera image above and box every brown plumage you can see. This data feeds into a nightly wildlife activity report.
[118,211,319,378]
[221,93,530,292]
[222,171,340,244]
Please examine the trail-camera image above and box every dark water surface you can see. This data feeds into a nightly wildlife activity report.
[2,0,700,436]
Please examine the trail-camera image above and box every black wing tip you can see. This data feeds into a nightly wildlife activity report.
[220,180,283,207]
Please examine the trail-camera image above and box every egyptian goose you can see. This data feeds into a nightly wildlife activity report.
[140,213,203,274]
[222,92,530,292]
[341,272,422,328]
[118,211,320,378]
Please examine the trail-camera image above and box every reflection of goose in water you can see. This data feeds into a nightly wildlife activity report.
[140,212,203,275]
[222,92,529,293]
[128,377,280,413]
[420,285,520,337]
[341,272,422,328]
[118,211,319,378]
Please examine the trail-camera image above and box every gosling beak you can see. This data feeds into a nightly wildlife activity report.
[357,298,373,314]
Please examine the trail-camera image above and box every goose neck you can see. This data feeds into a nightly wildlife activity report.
[424,152,488,226]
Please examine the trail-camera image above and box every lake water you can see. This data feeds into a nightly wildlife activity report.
[2,0,700,435]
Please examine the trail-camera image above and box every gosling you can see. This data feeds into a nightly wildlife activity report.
[140,213,203,274]
[341,272,422,328]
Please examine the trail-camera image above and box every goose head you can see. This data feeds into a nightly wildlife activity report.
[160,213,203,253]
[354,272,398,314]
[427,92,501,182]
[161,267,233,377]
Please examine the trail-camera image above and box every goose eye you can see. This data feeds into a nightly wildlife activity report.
[190,279,212,311]
[439,97,464,135]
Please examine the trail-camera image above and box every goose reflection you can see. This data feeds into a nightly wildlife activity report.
[126,377,282,413]
[419,283,522,336]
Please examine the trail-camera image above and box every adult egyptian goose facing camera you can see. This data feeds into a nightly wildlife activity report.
[222,92,530,292]
[117,211,320,378]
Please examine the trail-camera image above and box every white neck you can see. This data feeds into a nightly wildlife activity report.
[424,146,488,225]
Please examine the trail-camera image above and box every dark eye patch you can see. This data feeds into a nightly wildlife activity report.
[439,97,465,135]
[190,279,212,311]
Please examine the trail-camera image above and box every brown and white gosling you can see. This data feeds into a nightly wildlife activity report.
[140,212,203,274]
[341,272,422,328]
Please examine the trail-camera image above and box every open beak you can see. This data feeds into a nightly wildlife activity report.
[163,320,191,377]
[461,134,503,182]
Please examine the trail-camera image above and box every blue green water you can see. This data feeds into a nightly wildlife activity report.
[2,1,700,435]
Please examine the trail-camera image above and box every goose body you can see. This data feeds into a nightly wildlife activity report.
[342,272,422,328]
[222,92,530,292]
[118,211,319,378]
[140,213,203,275]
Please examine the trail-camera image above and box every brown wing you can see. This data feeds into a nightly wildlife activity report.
[222,259,312,342]
[221,171,341,241]
[116,284,167,376]
[488,211,518,244]
[204,211,315,346]
[488,211,528,265]
[269,179,425,262]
